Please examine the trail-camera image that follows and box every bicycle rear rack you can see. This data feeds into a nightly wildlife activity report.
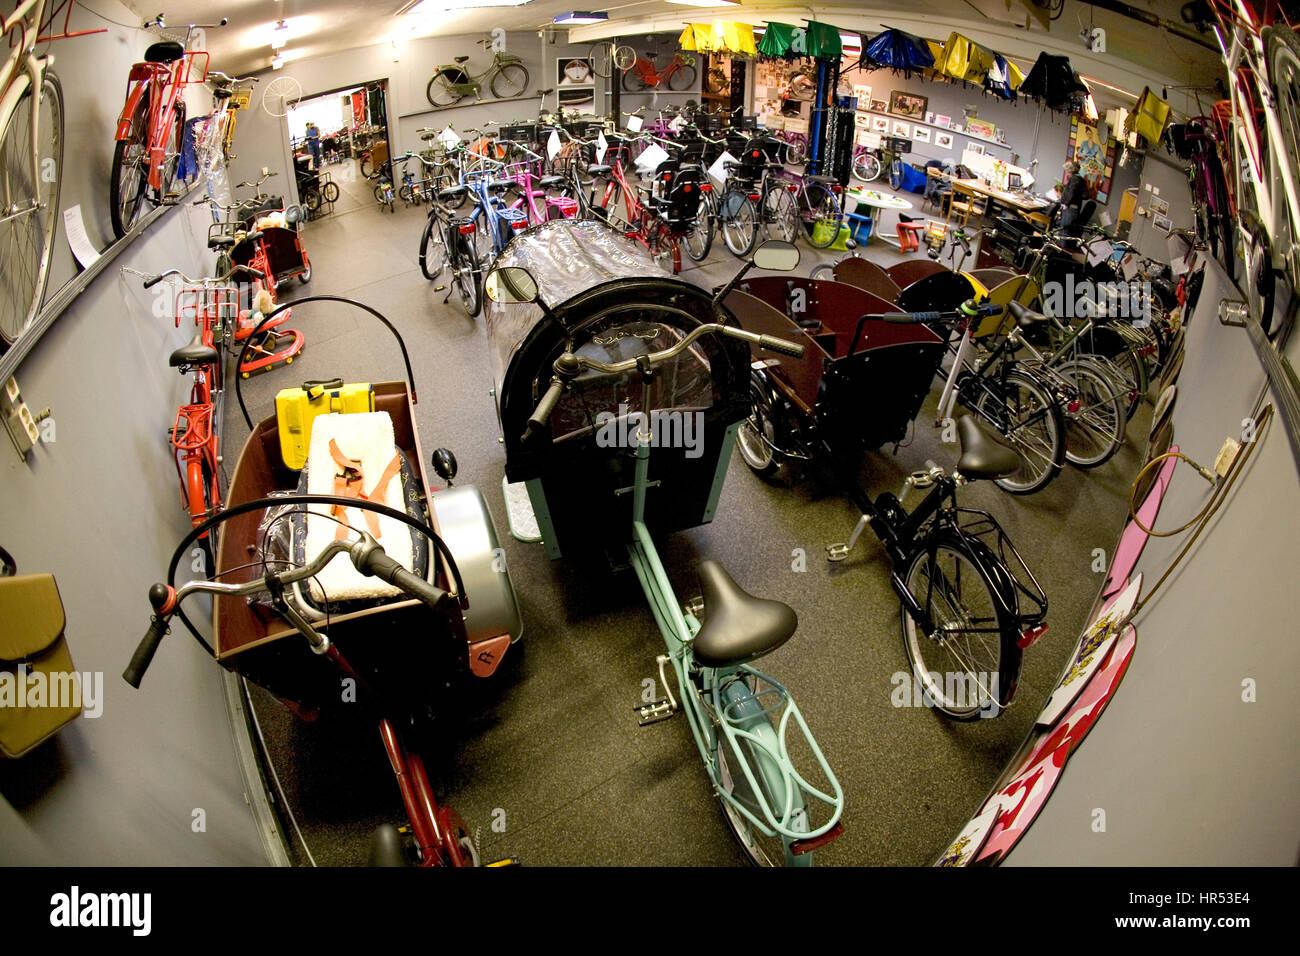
[952,507,1048,631]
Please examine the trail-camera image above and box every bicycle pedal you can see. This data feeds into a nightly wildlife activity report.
[826,543,851,562]
[635,698,675,725]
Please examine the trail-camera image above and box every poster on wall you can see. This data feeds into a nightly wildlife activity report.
[890,90,927,118]
[892,120,911,137]
[1067,116,1119,203]
[869,98,888,113]
[913,126,931,144]
[558,57,594,108]
[935,132,954,149]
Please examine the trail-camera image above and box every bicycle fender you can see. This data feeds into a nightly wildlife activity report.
[115,80,151,139]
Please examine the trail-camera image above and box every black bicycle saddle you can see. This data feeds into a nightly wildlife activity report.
[955,416,1021,481]
[692,561,798,667]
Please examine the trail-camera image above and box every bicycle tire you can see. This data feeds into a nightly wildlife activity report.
[158,104,185,204]
[672,64,699,93]
[715,674,811,866]
[737,371,784,478]
[304,186,322,213]
[359,153,374,178]
[490,63,529,100]
[783,137,807,166]
[322,180,339,203]
[612,45,636,71]
[1264,25,1300,284]
[969,367,1064,496]
[426,71,460,108]
[901,531,1019,721]
[418,215,446,280]
[852,150,882,183]
[720,190,758,257]
[110,89,151,239]
[622,69,649,93]
[762,184,799,243]
[0,70,62,347]
[1082,325,1146,421]
[589,42,613,79]
[453,230,481,317]
[1056,358,1126,468]
[800,182,841,248]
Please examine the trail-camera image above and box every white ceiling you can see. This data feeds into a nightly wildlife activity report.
[116,0,1223,106]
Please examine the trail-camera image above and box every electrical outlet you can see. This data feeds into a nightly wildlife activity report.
[2,376,40,460]
[1214,436,1241,477]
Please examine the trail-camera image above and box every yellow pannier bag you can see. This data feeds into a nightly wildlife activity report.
[0,574,81,759]
[1127,87,1173,145]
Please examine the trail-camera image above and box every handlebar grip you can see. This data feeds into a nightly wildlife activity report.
[359,546,453,612]
[123,614,169,688]
[954,232,971,254]
[143,274,165,289]
[879,311,933,323]
[521,378,565,446]
[757,334,805,357]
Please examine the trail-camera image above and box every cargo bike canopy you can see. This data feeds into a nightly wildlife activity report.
[485,219,757,558]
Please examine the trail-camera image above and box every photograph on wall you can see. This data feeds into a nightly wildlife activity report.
[853,84,872,103]
[935,113,952,128]
[889,90,927,119]
[892,120,910,137]
[871,115,890,132]
[1066,116,1119,203]
[1152,213,1172,232]
[935,131,954,149]
[925,111,935,125]
[966,118,996,140]
[558,57,594,86]
[913,126,931,143]
[966,143,985,156]
[869,98,888,113]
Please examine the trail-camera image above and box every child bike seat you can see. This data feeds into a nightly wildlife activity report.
[692,561,798,667]
[169,334,219,369]
[144,41,185,64]
[955,416,1021,481]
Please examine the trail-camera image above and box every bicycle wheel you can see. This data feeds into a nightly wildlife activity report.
[1265,24,1300,284]
[110,90,151,238]
[1056,359,1125,468]
[762,184,799,243]
[800,182,841,248]
[714,674,810,866]
[419,215,446,280]
[304,185,322,214]
[673,64,701,93]
[852,150,882,183]
[970,368,1064,495]
[684,195,713,262]
[589,42,613,79]
[1082,326,1145,421]
[0,70,63,347]
[359,153,374,178]
[322,180,340,203]
[426,72,460,108]
[622,69,649,92]
[158,104,185,203]
[490,63,529,99]
[720,190,758,257]
[901,532,1019,721]
[738,372,783,478]
[452,229,481,317]
[784,137,807,166]
[789,71,816,100]
[612,45,636,71]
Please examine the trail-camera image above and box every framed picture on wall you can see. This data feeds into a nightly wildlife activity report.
[557,57,594,86]
[966,143,985,156]
[871,115,889,132]
[935,132,954,149]
[892,120,910,137]
[966,118,996,140]
[935,113,952,128]
[869,98,888,113]
[853,85,872,103]
[1066,116,1120,203]
[889,90,928,118]
[913,126,931,144]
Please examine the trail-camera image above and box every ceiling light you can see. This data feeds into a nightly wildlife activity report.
[272,53,284,69]
[554,12,608,24]
[666,0,740,7]
[403,0,532,14]
[271,20,289,49]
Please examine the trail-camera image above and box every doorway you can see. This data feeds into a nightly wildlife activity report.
[284,79,393,218]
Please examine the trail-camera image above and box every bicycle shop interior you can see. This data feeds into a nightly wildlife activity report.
[1,0,1296,872]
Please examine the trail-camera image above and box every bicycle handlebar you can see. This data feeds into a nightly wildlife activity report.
[875,299,998,325]
[124,533,451,688]
[521,323,804,445]
[125,264,264,287]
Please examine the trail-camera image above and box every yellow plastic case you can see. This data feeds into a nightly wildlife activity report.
[275,380,375,470]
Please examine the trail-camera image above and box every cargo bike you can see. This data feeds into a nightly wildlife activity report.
[485,218,844,865]
[124,296,521,866]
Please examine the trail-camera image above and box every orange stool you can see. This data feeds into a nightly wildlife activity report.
[896,220,926,252]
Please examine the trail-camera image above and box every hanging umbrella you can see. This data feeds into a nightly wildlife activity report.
[939,32,995,84]
[1019,52,1088,111]
[758,21,799,60]
[804,21,842,59]
[859,27,934,76]
[984,54,1023,99]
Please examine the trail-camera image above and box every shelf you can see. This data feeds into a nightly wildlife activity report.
[854,108,1013,151]
[398,92,544,121]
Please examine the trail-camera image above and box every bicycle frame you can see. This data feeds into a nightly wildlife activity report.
[440,52,522,96]
[630,53,687,88]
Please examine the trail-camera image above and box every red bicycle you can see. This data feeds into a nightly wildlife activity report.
[588,135,710,274]
[123,264,260,569]
[110,16,225,237]
[622,49,698,92]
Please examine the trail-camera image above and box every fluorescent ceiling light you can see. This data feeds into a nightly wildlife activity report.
[666,0,740,7]
[404,0,531,14]
[555,12,608,24]
[271,20,289,49]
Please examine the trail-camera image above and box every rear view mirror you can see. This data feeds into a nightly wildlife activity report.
[485,266,540,305]
[753,240,800,273]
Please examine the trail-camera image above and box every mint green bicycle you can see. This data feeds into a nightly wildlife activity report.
[483,227,845,865]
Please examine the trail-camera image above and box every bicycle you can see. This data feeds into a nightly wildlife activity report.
[0,0,94,346]
[485,239,846,863]
[426,38,529,108]
[110,15,222,238]
[1183,0,1300,336]
[122,263,263,568]
[419,185,483,317]
[622,49,697,92]
[773,168,843,249]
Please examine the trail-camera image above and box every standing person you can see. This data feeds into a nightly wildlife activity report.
[305,121,322,170]
[1056,160,1087,233]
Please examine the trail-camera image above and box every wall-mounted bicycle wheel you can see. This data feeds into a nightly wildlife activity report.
[622,69,650,92]
[490,63,530,99]
[158,104,185,206]
[0,70,63,347]
[784,137,807,166]
[426,72,462,108]
[110,91,151,239]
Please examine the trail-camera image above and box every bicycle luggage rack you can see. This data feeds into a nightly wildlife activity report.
[952,506,1049,630]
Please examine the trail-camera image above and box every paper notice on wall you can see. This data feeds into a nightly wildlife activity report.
[596,131,608,164]
[708,150,737,187]
[626,114,643,132]
[547,129,561,159]
[634,142,669,172]
[63,205,99,269]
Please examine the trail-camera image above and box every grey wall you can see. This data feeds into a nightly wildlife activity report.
[1007,260,1300,865]
[1127,149,1198,262]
